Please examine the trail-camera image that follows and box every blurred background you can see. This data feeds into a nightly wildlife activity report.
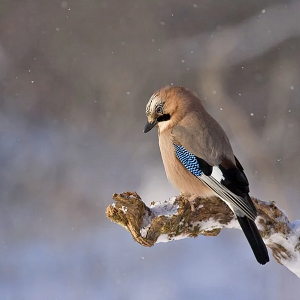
[0,0,300,299]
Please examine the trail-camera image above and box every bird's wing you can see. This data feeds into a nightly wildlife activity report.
[172,111,234,166]
[174,143,257,221]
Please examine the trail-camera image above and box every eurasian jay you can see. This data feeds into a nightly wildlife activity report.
[144,85,269,265]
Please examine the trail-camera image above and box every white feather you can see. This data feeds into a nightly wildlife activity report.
[211,166,224,183]
[198,174,257,221]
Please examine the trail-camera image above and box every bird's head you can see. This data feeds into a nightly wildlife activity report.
[144,86,198,133]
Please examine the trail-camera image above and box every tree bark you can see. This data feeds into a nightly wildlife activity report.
[106,192,300,278]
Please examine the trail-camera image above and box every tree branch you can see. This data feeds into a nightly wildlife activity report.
[106,192,300,277]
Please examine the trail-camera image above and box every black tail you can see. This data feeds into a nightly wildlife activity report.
[237,216,269,265]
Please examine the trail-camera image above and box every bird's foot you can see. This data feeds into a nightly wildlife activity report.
[188,195,201,212]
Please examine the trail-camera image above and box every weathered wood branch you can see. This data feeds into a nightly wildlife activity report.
[106,192,300,278]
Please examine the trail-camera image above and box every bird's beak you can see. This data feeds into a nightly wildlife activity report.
[144,119,158,133]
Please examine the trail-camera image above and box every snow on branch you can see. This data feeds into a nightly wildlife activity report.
[106,192,300,278]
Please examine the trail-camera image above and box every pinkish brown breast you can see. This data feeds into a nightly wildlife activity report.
[158,130,214,198]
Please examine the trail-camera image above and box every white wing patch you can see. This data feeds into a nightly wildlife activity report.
[173,143,256,221]
[211,166,225,182]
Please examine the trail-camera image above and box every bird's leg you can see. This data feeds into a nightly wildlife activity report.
[180,192,199,212]
[189,195,201,212]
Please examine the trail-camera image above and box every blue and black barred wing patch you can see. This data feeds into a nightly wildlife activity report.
[174,144,203,177]
[173,143,257,221]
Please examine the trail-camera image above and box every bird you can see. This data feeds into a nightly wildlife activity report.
[143,85,269,265]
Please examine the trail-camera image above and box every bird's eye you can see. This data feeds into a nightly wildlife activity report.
[156,106,163,114]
